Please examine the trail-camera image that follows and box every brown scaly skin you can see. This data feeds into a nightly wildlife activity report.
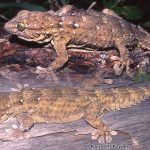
[0,85,150,143]
[4,5,150,77]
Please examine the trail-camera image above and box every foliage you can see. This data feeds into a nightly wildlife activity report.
[0,2,46,11]
[134,69,150,82]
[102,0,143,20]
[0,0,149,26]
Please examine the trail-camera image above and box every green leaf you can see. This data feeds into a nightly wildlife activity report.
[103,0,124,8]
[134,69,150,82]
[0,2,46,11]
[102,0,108,7]
[114,5,143,20]
[143,21,150,28]
[61,0,70,5]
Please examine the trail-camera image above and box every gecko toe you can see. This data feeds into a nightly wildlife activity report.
[35,66,59,83]
[113,61,125,75]
[105,134,112,143]
[91,127,114,143]
[5,127,25,142]
[98,136,105,144]
[114,58,134,76]
[36,66,49,74]
[91,131,99,140]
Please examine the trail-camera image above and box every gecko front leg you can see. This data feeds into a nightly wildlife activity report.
[35,36,70,80]
[50,36,70,69]
[3,112,45,141]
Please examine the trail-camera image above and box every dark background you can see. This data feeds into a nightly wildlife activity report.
[0,0,150,31]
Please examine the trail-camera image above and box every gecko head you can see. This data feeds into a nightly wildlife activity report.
[4,10,51,43]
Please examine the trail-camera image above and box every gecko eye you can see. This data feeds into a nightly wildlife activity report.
[17,22,26,31]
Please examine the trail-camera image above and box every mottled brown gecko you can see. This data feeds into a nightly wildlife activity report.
[0,84,150,143]
[4,5,150,77]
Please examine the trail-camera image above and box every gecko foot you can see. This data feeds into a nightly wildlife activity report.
[5,125,26,142]
[91,127,115,144]
[113,58,134,77]
[3,113,35,142]
[75,126,117,143]
[35,66,59,83]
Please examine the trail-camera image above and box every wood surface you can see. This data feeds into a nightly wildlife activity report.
[0,29,150,150]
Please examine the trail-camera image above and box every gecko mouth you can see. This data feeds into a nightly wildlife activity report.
[18,35,35,41]
[18,33,47,42]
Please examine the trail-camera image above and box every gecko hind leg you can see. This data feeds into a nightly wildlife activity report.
[4,113,34,142]
[113,58,134,77]
[114,37,137,77]
[83,102,117,143]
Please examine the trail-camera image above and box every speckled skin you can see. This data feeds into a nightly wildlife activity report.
[0,85,150,143]
[4,5,150,76]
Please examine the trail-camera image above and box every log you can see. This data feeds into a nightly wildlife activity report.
[0,70,149,150]
[0,29,150,150]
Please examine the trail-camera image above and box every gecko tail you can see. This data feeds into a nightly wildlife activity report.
[122,86,150,108]
[103,85,150,111]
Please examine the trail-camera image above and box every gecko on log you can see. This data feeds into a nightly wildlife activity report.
[4,5,150,77]
[0,84,150,143]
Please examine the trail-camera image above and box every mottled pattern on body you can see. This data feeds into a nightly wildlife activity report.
[4,5,150,76]
[0,85,150,143]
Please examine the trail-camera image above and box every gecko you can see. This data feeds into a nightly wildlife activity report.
[4,5,150,77]
[0,84,150,143]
